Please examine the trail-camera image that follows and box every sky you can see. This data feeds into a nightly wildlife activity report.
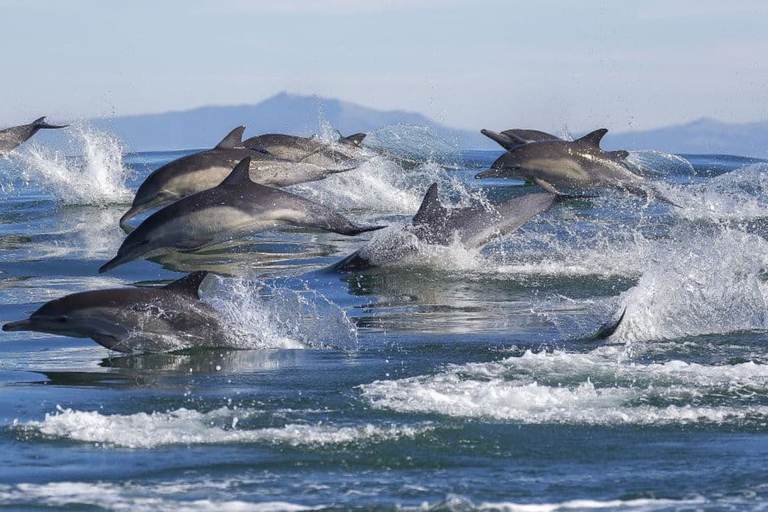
[1,0,767,133]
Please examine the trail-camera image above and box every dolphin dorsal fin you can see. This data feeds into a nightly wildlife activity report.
[412,183,448,226]
[164,271,209,299]
[219,157,253,187]
[339,132,366,147]
[576,128,608,148]
[215,126,246,150]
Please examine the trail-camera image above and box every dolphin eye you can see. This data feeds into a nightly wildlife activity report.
[55,316,68,323]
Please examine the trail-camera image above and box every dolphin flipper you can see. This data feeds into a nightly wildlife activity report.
[533,177,563,195]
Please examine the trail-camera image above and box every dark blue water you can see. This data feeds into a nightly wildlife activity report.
[1,125,768,510]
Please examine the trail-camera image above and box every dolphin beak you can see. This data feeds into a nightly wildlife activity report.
[475,168,499,179]
[99,254,127,274]
[120,204,146,226]
[3,319,32,332]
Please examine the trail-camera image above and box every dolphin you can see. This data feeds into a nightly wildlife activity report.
[475,128,678,206]
[242,132,368,168]
[2,271,225,353]
[101,157,384,273]
[481,128,560,150]
[120,126,359,225]
[333,183,562,271]
[0,117,68,156]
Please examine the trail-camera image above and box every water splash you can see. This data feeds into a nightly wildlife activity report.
[364,124,462,168]
[626,150,695,178]
[204,276,358,350]
[610,228,768,343]
[11,121,132,206]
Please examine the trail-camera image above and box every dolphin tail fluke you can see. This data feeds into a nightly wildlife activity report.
[591,307,626,341]
[33,117,68,130]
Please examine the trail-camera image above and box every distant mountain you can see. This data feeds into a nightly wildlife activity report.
[87,93,493,152]
[13,94,767,156]
[603,118,768,158]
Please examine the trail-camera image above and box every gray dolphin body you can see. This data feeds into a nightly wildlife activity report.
[102,158,384,273]
[121,127,358,225]
[476,128,677,205]
[481,128,560,150]
[2,272,225,353]
[334,183,559,271]
[243,132,368,168]
[0,117,68,156]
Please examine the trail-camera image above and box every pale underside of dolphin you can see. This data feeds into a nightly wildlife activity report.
[476,128,678,206]
[333,183,560,271]
[120,126,360,225]
[2,271,225,353]
[242,132,368,168]
[101,157,385,273]
[0,117,68,156]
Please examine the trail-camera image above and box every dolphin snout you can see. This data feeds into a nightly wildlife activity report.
[3,319,32,332]
[475,168,500,179]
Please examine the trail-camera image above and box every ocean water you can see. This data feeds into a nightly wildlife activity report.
[1,125,768,510]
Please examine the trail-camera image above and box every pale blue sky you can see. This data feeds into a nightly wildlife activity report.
[2,0,766,133]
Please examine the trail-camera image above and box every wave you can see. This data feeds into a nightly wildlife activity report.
[0,481,319,512]
[360,347,768,427]
[15,405,430,449]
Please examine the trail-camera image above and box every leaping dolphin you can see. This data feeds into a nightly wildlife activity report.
[475,128,678,206]
[2,271,225,353]
[0,117,68,156]
[101,158,384,273]
[243,132,368,168]
[120,126,359,225]
[334,183,562,271]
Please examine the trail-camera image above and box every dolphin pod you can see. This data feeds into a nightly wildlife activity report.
[476,128,678,206]
[120,126,365,225]
[3,118,636,352]
[100,157,384,273]
[0,117,68,156]
[3,271,224,353]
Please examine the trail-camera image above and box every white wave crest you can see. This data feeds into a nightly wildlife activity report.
[17,405,429,449]
[0,481,318,512]
[361,349,768,426]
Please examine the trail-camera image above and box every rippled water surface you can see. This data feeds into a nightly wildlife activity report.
[1,125,768,510]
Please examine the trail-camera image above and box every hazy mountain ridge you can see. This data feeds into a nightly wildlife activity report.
[87,93,490,152]
[603,117,768,158]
